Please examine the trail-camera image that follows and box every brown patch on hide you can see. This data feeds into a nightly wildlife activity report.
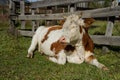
[41,26,62,43]
[50,40,66,54]
[82,32,94,52]
[59,20,65,26]
[51,41,76,54]
[64,45,75,52]
[86,55,95,63]
[54,56,58,59]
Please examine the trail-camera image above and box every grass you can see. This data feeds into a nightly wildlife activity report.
[0,21,120,80]
[89,20,120,36]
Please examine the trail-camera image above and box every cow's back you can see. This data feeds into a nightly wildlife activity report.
[35,26,49,42]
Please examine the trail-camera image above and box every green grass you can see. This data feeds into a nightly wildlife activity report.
[0,21,120,80]
[89,21,120,36]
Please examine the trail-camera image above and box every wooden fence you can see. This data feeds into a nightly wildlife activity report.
[9,0,120,46]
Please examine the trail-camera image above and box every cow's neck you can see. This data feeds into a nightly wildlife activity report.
[75,40,83,47]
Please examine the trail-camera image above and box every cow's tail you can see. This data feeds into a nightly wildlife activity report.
[85,51,109,71]
[27,32,38,58]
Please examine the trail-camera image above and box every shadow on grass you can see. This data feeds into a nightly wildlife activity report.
[95,44,120,59]
[95,45,120,52]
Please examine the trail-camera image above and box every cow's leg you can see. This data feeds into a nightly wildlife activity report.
[49,50,66,65]
[67,50,84,64]
[85,51,108,70]
[27,34,38,58]
[67,56,83,64]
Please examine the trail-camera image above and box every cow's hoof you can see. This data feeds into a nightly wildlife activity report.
[102,66,109,71]
[26,53,33,58]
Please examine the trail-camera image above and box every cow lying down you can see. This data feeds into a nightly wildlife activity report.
[27,14,108,70]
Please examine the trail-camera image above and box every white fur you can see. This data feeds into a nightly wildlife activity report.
[40,29,63,56]
[49,50,66,65]
[77,18,85,26]
[85,51,94,59]
[62,21,81,44]
[89,59,106,69]
[27,25,68,64]
[28,26,63,57]
[84,51,107,69]
[66,41,85,64]
[67,50,84,64]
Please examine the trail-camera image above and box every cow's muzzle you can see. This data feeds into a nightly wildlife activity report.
[59,36,70,44]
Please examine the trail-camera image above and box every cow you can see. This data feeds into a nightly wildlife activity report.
[27,22,83,65]
[27,14,108,70]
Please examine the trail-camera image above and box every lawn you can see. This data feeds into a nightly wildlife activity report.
[0,21,120,80]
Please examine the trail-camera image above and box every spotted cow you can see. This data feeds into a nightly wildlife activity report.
[27,14,108,70]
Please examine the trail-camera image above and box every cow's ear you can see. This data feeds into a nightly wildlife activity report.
[58,20,65,26]
[84,18,95,28]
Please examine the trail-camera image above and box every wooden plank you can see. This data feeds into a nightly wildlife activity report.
[103,17,115,52]
[105,21,114,37]
[31,0,104,8]
[18,30,34,37]
[32,21,36,32]
[90,35,120,46]
[18,30,120,46]
[12,10,120,20]
[91,11,120,18]
[9,20,16,35]
[11,6,120,20]
[21,20,26,29]
[86,6,120,13]
[20,0,25,15]
[9,0,12,9]
[11,1,15,14]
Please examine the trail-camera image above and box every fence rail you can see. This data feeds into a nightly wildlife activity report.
[9,0,120,46]
[18,30,120,46]
[31,0,104,8]
[11,6,120,20]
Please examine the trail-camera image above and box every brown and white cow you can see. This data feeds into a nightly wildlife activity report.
[27,23,82,65]
[27,14,108,70]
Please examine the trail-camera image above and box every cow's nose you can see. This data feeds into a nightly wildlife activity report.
[59,36,66,43]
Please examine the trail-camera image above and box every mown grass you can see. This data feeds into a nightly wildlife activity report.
[0,21,120,80]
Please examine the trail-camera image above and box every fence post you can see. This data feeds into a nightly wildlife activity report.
[20,0,26,29]
[102,16,115,53]
[70,4,76,13]
[105,17,114,37]
[9,0,16,35]
[9,0,15,14]
[32,9,36,32]
[36,8,39,13]
[9,19,16,35]
[36,20,40,28]
[68,5,70,12]
[55,6,57,10]
[102,0,116,53]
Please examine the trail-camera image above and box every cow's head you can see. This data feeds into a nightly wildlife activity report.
[59,14,95,45]
[61,21,80,45]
